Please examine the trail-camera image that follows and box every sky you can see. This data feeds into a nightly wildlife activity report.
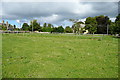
[0,0,119,28]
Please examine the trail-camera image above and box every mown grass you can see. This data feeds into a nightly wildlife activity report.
[2,33,119,78]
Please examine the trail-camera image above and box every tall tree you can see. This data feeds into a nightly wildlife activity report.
[52,27,58,32]
[109,22,116,34]
[57,26,64,33]
[13,25,16,29]
[115,14,120,23]
[65,26,73,33]
[114,14,120,34]
[42,23,53,32]
[85,17,97,34]
[22,23,29,31]
[96,15,111,34]
[30,20,41,31]
[43,23,47,27]
[48,23,53,28]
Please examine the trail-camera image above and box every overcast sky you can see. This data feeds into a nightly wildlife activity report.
[0,1,119,28]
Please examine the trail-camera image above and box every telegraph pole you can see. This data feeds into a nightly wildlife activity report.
[32,20,33,32]
[107,24,109,35]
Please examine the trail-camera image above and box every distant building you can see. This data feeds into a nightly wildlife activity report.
[0,20,14,30]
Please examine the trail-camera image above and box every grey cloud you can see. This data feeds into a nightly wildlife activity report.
[1,2,118,25]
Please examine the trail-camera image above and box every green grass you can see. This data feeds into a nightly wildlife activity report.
[2,33,119,78]
[0,33,2,80]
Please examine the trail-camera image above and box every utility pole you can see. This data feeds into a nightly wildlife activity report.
[107,24,109,35]
[32,20,33,32]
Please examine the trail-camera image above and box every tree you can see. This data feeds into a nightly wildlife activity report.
[29,20,41,31]
[114,14,120,34]
[0,25,2,30]
[96,15,111,34]
[57,26,64,33]
[64,26,73,33]
[13,25,16,30]
[48,23,54,28]
[85,17,97,34]
[42,26,53,32]
[115,21,120,34]
[109,22,116,34]
[8,24,14,31]
[69,19,84,34]
[2,25,7,30]
[108,14,120,35]
[42,23,53,32]
[52,27,58,32]
[72,21,84,34]
[115,14,120,23]
[22,23,29,31]
[43,23,47,27]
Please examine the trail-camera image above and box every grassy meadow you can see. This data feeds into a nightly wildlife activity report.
[2,33,119,78]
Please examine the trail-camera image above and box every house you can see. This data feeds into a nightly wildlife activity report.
[72,23,89,34]
[0,20,14,30]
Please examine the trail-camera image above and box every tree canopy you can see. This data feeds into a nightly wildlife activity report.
[85,17,97,34]
[22,23,29,31]
[64,26,73,33]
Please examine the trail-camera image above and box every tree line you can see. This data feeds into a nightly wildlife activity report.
[21,19,73,33]
[1,14,120,35]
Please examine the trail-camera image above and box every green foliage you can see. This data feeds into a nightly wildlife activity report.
[72,21,84,34]
[0,25,2,30]
[64,26,73,33]
[43,23,47,27]
[51,26,64,33]
[30,20,42,31]
[48,23,53,28]
[57,26,64,33]
[114,14,120,34]
[96,15,111,34]
[2,25,7,30]
[115,14,120,22]
[85,17,97,34]
[52,27,58,32]
[42,27,53,32]
[115,20,120,34]
[109,14,120,35]
[109,22,116,34]
[42,23,53,32]
[22,23,29,31]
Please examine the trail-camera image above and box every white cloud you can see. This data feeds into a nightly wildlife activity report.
[110,18,116,22]
[1,2,118,26]
[73,3,93,15]
[2,0,119,2]
[39,14,60,23]
[16,20,20,23]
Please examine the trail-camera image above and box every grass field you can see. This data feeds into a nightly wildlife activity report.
[2,33,119,78]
